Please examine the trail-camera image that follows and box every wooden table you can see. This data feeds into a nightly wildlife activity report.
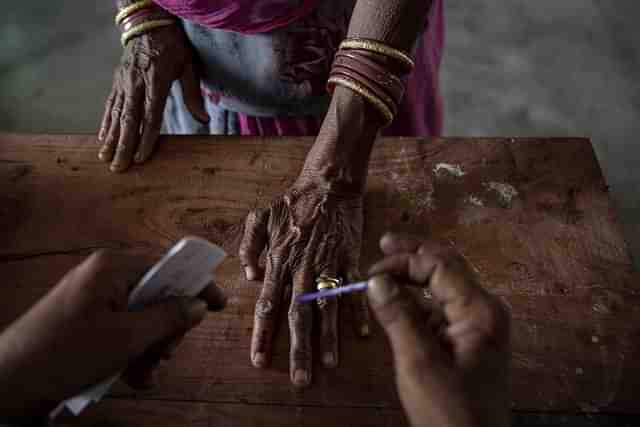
[1,134,638,426]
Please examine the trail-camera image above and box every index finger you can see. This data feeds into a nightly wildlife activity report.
[367,242,487,324]
[66,250,150,305]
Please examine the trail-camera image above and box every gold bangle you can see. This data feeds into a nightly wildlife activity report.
[115,0,156,25]
[339,38,415,71]
[328,76,394,125]
[121,19,175,46]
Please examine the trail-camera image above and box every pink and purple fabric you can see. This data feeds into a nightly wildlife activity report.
[158,0,444,137]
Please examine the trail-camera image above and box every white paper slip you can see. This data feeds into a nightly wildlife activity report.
[53,236,226,417]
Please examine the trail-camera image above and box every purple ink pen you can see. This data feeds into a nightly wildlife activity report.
[296,281,369,303]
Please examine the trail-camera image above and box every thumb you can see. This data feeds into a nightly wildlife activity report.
[130,297,207,354]
[180,61,210,124]
[367,275,444,369]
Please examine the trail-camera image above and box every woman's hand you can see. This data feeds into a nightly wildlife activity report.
[368,233,511,427]
[239,175,370,387]
[98,24,209,172]
[0,250,225,417]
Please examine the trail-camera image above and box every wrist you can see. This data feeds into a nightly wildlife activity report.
[116,0,176,46]
[300,86,382,193]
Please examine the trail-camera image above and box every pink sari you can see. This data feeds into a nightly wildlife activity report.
[156,0,444,137]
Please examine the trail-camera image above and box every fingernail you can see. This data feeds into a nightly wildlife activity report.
[252,352,267,368]
[359,324,370,337]
[182,298,208,328]
[293,369,310,387]
[367,276,399,306]
[110,163,123,173]
[322,352,337,368]
[245,266,257,281]
[134,153,144,163]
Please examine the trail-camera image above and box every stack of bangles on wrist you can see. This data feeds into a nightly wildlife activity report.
[327,38,415,127]
[116,0,175,46]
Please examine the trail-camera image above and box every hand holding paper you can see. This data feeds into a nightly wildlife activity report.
[0,237,226,419]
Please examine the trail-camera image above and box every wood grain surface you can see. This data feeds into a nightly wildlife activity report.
[1,134,638,424]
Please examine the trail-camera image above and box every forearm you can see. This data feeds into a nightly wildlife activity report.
[302,0,433,191]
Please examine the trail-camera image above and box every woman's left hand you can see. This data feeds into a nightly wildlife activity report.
[239,175,370,387]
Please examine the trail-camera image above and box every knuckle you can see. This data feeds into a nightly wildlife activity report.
[290,348,310,363]
[119,112,137,127]
[255,296,275,319]
[374,293,410,328]
[110,106,122,119]
[238,246,254,262]
[116,141,132,154]
[288,303,311,325]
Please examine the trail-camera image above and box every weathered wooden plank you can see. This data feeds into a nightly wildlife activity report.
[1,134,638,416]
[57,398,407,427]
[54,399,638,427]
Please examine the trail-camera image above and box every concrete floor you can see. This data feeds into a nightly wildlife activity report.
[0,2,639,424]
[1,1,638,270]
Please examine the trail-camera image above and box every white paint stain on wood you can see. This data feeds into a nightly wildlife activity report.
[466,195,484,207]
[485,182,519,206]
[434,163,466,177]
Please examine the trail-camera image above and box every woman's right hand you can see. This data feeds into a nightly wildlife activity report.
[98,24,209,172]
[367,233,511,427]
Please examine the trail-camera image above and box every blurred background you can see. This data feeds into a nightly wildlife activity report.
[0,1,638,264]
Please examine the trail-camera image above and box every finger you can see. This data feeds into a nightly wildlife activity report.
[127,297,207,356]
[99,84,118,141]
[367,275,447,370]
[122,346,163,390]
[345,267,370,337]
[66,250,149,307]
[111,87,144,173]
[121,329,185,390]
[98,92,124,163]
[197,281,227,311]
[317,266,339,368]
[250,253,285,368]
[135,75,170,164]
[159,331,186,360]
[289,265,314,387]
[180,61,210,124]
[446,295,511,357]
[379,232,423,255]
[239,209,270,281]
[367,253,414,280]
[369,245,502,332]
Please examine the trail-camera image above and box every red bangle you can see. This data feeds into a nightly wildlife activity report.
[329,68,398,117]
[333,51,405,107]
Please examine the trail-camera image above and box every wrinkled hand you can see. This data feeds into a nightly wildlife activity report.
[368,233,511,427]
[239,179,370,387]
[98,25,209,172]
[0,250,225,417]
